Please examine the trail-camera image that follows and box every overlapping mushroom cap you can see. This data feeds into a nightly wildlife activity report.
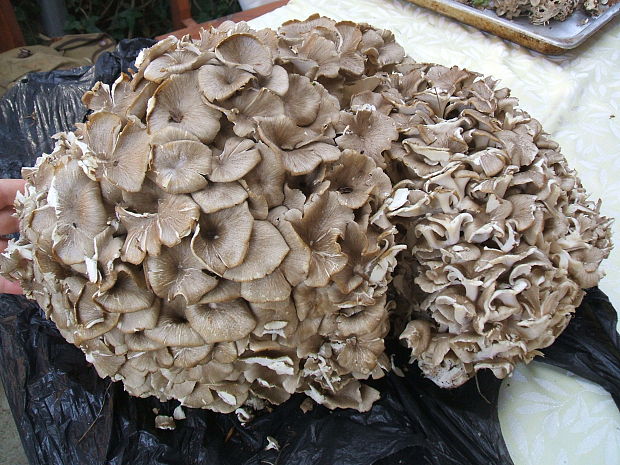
[0,15,611,413]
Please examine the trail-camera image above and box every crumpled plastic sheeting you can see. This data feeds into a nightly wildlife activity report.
[539,288,620,405]
[0,39,618,465]
[0,295,509,465]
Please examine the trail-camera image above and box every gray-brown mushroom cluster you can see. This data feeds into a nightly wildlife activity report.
[0,17,405,412]
[468,0,614,25]
[373,64,613,387]
[0,15,611,412]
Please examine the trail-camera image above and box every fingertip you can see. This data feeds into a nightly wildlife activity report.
[0,179,26,208]
[0,277,23,295]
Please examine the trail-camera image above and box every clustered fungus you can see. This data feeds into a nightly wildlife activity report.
[1,15,611,413]
[466,0,615,25]
[375,63,613,388]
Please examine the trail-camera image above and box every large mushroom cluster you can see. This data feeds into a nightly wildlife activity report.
[0,17,405,412]
[0,15,611,411]
[372,62,613,387]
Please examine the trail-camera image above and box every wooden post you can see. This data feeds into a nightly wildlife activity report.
[0,0,26,52]
[169,0,197,29]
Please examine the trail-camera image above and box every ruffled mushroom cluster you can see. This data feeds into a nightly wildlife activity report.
[470,0,612,25]
[373,63,613,387]
[0,15,612,411]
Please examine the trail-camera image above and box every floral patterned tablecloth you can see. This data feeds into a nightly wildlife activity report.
[249,2,620,463]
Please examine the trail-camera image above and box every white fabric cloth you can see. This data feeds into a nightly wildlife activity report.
[249,2,620,464]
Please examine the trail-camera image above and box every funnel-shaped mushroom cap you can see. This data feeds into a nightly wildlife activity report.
[289,191,354,286]
[216,87,285,138]
[49,159,109,265]
[335,109,398,167]
[82,73,132,115]
[191,181,248,214]
[82,112,152,193]
[94,264,155,313]
[80,111,122,156]
[145,297,206,347]
[243,142,285,208]
[256,114,319,151]
[268,209,311,287]
[240,269,291,303]
[144,49,202,83]
[336,337,385,376]
[169,345,214,368]
[64,278,121,343]
[283,74,321,126]
[146,238,218,304]
[198,64,255,101]
[257,115,340,175]
[335,300,386,337]
[209,137,261,182]
[326,150,390,208]
[400,320,433,357]
[147,71,221,143]
[259,65,289,96]
[150,141,212,194]
[118,182,200,264]
[222,220,290,282]
[191,202,254,275]
[185,299,256,343]
[278,14,337,41]
[215,33,273,76]
[124,331,166,352]
[335,22,364,75]
[117,301,161,333]
[103,117,151,192]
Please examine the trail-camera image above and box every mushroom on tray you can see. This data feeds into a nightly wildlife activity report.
[0,15,611,414]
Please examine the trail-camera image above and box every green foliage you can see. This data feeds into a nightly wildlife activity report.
[63,0,169,40]
[13,1,42,45]
[192,0,241,23]
[14,0,241,44]
[471,0,490,7]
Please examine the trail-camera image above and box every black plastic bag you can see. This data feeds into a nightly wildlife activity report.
[1,40,618,465]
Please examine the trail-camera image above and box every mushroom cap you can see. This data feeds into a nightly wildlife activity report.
[185,299,256,343]
[222,220,290,282]
[209,137,261,182]
[215,33,273,76]
[144,297,206,347]
[147,71,222,143]
[94,264,155,313]
[83,113,151,193]
[49,159,109,266]
[191,202,254,275]
[145,238,218,304]
[191,181,248,214]
[150,140,212,194]
[198,64,255,101]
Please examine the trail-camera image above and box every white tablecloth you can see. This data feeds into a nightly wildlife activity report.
[250,2,620,464]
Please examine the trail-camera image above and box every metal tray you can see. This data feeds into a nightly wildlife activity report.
[404,0,620,54]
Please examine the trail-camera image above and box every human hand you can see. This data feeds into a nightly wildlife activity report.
[0,179,26,294]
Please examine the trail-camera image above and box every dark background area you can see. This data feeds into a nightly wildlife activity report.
[14,0,241,43]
